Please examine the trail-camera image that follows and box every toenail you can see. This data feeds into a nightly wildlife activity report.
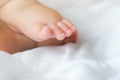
[57,21,62,25]
[67,30,72,33]
[66,30,72,37]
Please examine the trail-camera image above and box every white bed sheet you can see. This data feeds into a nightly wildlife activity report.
[0,0,120,80]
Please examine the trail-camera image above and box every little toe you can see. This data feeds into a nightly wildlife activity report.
[49,23,66,40]
[57,21,73,37]
[62,19,76,31]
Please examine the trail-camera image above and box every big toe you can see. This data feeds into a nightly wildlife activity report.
[23,24,54,41]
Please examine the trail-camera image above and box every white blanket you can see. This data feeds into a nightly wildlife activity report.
[0,0,120,80]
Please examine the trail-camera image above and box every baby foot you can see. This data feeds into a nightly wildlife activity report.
[0,0,76,41]
[0,19,77,54]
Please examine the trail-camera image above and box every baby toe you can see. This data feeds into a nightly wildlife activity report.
[30,24,53,41]
[62,19,76,31]
[41,26,54,39]
[49,23,66,40]
[57,21,73,37]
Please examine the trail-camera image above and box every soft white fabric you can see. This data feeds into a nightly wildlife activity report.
[0,0,120,80]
